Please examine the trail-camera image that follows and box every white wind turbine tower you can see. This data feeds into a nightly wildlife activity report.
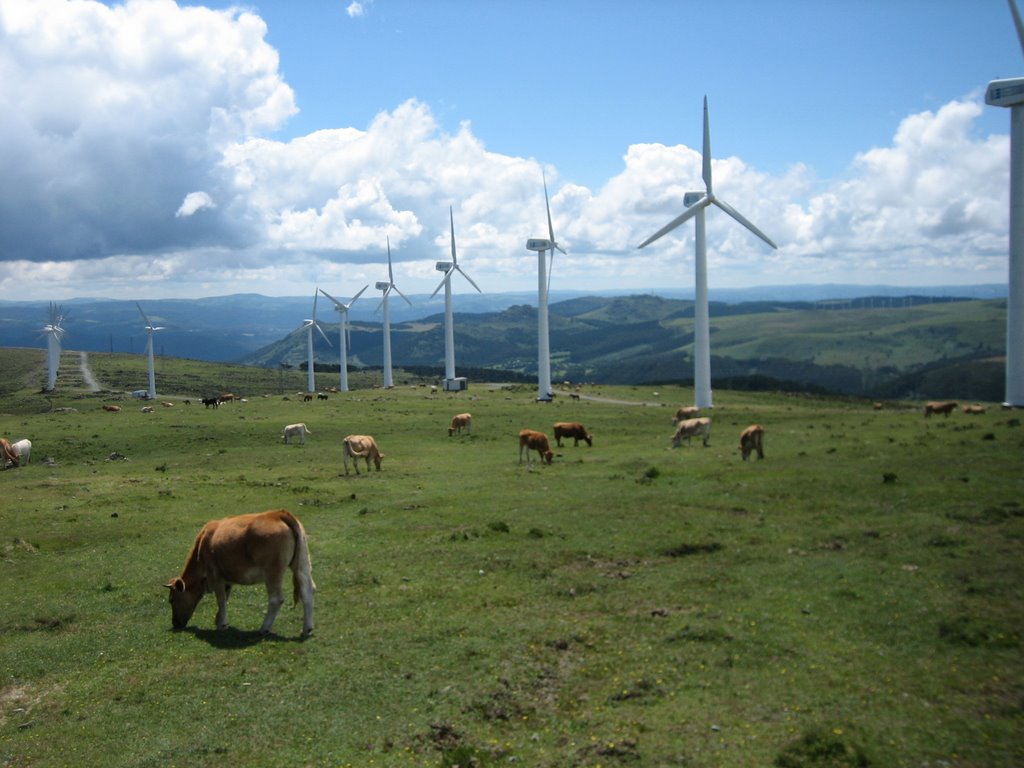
[987,0,1024,407]
[298,289,331,393]
[135,302,164,400]
[375,238,412,388]
[431,207,482,391]
[40,302,66,391]
[639,96,777,409]
[318,284,368,392]
[525,174,565,401]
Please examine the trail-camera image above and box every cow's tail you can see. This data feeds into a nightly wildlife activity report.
[281,510,316,605]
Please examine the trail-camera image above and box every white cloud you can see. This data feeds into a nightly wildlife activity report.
[0,1,1010,300]
[175,192,216,218]
[346,1,371,19]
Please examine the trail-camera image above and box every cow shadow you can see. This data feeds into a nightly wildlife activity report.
[179,626,311,648]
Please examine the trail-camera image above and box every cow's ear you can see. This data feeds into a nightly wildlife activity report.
[164,578,185,592]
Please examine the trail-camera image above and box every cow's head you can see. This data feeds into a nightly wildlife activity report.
[543,450,553,465]
[164,577,203,630]
[373,452,385,470]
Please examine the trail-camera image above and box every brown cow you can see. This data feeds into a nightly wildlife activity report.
[102,404,122,412]
[448,412,472,436]
[671,417,712,448]
[519,429,554,466]
[342,434,385,475]
[0,438,19,469]
[672,405,700,425]
[553,421,592,447]
[924,401,958,417]
[961,404,987,415]
[164,509,315,637]
[739,424,765,461]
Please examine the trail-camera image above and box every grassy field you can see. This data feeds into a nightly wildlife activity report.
[1,350,1022,767]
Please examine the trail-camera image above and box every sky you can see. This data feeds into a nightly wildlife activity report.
[0,0,1020,302]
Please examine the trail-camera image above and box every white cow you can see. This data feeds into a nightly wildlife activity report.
[671,417,712,448]
[11,439,31,465]
[282,423,312,445]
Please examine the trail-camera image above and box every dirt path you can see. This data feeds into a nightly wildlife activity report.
[79,351,101,392]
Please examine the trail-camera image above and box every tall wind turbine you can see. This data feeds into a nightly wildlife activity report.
[431,207,482,391]
[135,302,164,400]
[638,96,777,409]
[525,174,565,401]
[375,238,412,388]
[987,0,1024,407]
[319,284,368,392]
[298,289,331,393]
[40,303,66,391]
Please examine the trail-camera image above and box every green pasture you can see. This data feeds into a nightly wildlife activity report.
[1,351,1022,767]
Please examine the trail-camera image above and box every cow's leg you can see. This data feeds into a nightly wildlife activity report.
[213,580,230,630]
[259,575,286,635]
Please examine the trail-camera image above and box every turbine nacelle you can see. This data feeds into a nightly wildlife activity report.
[526,238,554,252]
[987,76,1024,107]
[436,261,453,273]
[375,281,391,291]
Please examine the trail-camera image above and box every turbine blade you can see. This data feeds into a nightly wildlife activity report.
[450,206,458,264]
[637,197,708,248]
[393,285,413,307]
[544,171,556,245]
[312,290,319,321]
[1012,0,1024,57]
[546,249,554,300]
[347,284,369,306]
[456,265,482,294]
[702,95,712,195]
[314,322,332,346]
[319,287,344,308]
[430,273,449,299]
[135,301,151,327]
[712,197,778,249]
[386,237,394,282]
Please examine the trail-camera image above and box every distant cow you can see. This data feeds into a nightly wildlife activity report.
[102,404,121,412]
[11,439,31,466]
[448,412,472,436]
[519,429,554,466]
[218,393,237,404]
[161,401,174,408]
[924,401,958,418]
[0,438,19,469]
[164,509,315,637]
[962,404,987,415]
[303,394,313,402]
[342,435,384,475]
[553,421,592,447]
[672,406,700,425]
[202,397,219,409]
[671,417,712,448]
[317,393,328,401]
[282,423,312,445]
[739,424,765,461]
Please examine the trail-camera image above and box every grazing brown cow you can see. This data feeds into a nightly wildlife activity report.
[342,434,385,475]
[672,406,700,425]
[218,393,237,404]
[671,417,712,448]
[961,404,987,415]
[924,401,958,418]
[164,509,315,637]
[102,404,121,412]
[553,421,592,447]
[739,424,765,461]
[519,429,554,466]
[448,412,472,436]
[0,438,19,469]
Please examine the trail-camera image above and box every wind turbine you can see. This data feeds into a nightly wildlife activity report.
[375,238,412,388]
[40,302,66,391]
[298,289,331,393]
[431,206,482,391]
[135,302,164,400]
[319,284,368,392]
[525,174,565,401]
[638,96,777,409]
[987,0,1024,407]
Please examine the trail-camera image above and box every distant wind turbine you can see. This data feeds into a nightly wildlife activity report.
[40,302,66,391]
[136,302,164,400]
[375,238,412,388]
[986,0,1024,406]
[525,173,565,401]
[319,284,368,392]
[297,289,331,393]
[431,207,482,390]
[638,96,777,409]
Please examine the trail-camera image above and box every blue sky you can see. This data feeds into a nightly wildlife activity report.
[0,0,1019,301]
